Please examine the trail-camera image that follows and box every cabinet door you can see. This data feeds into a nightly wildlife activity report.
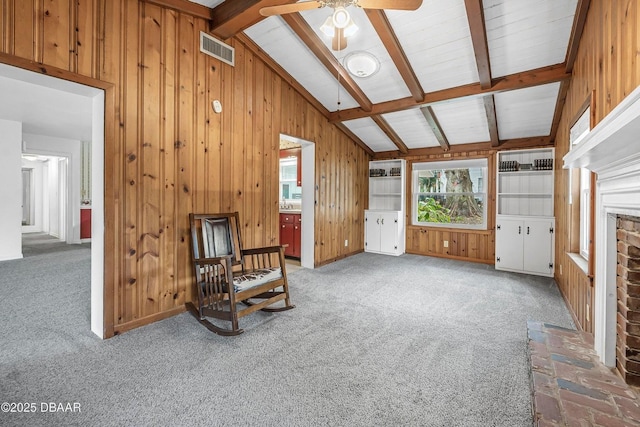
[379,212,399,254]
[365,212,381,252]
[281,222,295,257]
[523,219,554,275]
[495,218,524,270]
[293,217,301,258]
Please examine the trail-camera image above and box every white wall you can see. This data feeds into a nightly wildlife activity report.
[23,133,81,243]
[0,119,23,260]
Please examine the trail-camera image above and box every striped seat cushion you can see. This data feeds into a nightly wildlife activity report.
[233,267,282,292]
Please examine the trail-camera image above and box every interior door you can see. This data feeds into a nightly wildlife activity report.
[496,218,524,270]
[524,219,554,274]
[22,168,32,226]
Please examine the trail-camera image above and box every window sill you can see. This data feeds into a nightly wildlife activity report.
[567,252,589,275]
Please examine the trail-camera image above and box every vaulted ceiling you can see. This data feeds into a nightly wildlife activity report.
[161,0,589,156]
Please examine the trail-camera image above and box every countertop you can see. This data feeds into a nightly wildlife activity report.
[279,210,301,214]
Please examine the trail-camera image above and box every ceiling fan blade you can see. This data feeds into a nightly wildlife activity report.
[357,0,423,11]
[332,27,347,51]
[259,1,323,17]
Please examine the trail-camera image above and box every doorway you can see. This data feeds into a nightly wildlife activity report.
[280,134,315,269]
[0,62,105,338]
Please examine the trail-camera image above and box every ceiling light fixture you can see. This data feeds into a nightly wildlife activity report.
[320,7,359,38]
[344,51,380,78]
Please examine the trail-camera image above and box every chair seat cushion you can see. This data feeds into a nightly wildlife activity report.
[233,267,282,292]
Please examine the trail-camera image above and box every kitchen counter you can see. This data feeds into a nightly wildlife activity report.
[279,209,301,214]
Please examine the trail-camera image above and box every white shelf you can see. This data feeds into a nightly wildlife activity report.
[497,148,554,217]
[369,159,405,211]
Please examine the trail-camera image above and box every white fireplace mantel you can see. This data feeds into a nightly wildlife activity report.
[564,85,640,175]
[563,84,640,367]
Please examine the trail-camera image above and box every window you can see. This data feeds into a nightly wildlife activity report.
[569,106,592,261]
[412,158,488,229]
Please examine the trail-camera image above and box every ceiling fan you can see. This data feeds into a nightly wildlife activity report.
[260,0,423,51]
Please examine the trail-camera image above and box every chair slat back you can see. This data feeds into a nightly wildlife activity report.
[190,213,244,269]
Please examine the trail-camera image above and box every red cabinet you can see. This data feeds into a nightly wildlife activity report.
[280,213,301,258]
[80,208,91,239]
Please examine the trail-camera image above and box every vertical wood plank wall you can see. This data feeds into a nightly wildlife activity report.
[554,0,640,333]
[0,0,369,335]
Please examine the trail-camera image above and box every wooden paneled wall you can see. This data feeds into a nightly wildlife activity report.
[554,0,640,333]
[0,0,369,336]
[403,150,497,264]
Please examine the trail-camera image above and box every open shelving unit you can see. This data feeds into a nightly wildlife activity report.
[497,148,554,217]
[495,147,555,277]
[365,159,406,256]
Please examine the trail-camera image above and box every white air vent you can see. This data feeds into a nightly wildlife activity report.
[200,31,234,66]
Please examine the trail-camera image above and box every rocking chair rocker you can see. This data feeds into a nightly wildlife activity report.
[186,212,294,335]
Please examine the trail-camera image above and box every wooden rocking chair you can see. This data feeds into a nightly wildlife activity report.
[186,212,294,335]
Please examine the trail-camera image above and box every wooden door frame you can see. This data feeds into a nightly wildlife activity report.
[0,52,117,338]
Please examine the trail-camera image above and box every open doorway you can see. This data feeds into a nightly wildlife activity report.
[0,63,105,338]
[22,154,69,240]
[279,134,315,269]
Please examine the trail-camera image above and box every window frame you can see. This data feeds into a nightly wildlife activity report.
[568,93,595,274]
[411,158,488,230]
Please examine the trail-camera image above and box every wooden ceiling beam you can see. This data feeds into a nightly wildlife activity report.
[370,136,553,160]
[371,115,409,154]
[330,63,570,122]
[142,0,212,20]
[464,0,492,89]
[483,95,499,147]
[549,80,570,143]
[365,10,424,102]
[210,0,298,40]
[565,0,591,73]
[420,106,450,152]
[281,13,373,112]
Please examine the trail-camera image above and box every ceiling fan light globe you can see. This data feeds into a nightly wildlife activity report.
[343,20,359,37]
[320,16,335,37]
[332,7,350,29]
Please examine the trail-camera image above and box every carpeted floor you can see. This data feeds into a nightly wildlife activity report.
[0,241,574,426]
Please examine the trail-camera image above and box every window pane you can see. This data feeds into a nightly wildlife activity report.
[417,194,484,225]
[417,168,483,194]
[412,160,488,229]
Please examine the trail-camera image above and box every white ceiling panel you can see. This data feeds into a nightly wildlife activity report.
[187,0,225,8]
[494,82,561,139]
[382,109,440,149]
[244,16,359,111]
[299,7,411,104]
[342,117,398,152]
[430,97,490,144]
[0,69,95,141]
[484,0,578,77]
[387,0,479,92]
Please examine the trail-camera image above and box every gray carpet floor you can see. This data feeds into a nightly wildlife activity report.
[0,240,574,427]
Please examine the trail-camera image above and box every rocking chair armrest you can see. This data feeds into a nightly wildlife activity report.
[193,254,234,266]
[241,246,283,256]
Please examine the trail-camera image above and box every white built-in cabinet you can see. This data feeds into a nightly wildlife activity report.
[365,159,405,256]
[495,148,555,277]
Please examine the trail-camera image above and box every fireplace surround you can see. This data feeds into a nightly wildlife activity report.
[564,85,640,371]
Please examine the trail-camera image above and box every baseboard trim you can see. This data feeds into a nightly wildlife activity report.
[112,305,186,336]
[315,249,364,268]
[405,250,494,265]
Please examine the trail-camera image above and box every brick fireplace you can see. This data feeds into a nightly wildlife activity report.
[564,85,640,371]
[617,215,640,385]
